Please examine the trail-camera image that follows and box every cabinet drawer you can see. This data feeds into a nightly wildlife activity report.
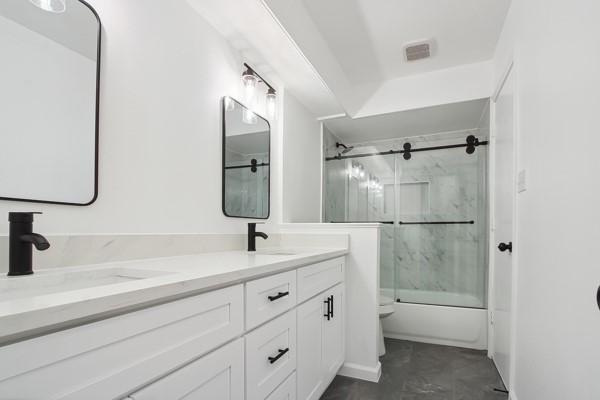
[246,270,297,329]
[0,285,244,400]
[246,310,297,400]
[266,372,296,400]
[129,338,244,400]
[297,257,344,303]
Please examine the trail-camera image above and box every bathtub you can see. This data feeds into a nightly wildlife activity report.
[380,288,488,350]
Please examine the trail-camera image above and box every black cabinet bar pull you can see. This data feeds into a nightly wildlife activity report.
[268,348,289,364]
[330,295,334,318]
[324,298,331,320]
[268,291,289,301]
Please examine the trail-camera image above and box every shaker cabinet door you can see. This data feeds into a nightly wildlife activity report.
[129,339,244,400]
[296,294,326,400]
[322,284,345,382]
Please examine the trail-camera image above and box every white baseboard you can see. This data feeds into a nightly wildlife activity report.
[338,361,381,382]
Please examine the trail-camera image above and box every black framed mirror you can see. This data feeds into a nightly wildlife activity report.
[222,97,270,219]
[0,0,101,206]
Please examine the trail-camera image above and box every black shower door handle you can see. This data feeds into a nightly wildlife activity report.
[498,242,512,253]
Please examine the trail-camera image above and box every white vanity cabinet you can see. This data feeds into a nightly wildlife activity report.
[297,283,345,400]
[0,255,345,400]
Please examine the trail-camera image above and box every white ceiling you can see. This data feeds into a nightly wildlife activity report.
[301,0,511,85]
[226,131,269,156]
[324,98,489,143]
[191,0,509,118]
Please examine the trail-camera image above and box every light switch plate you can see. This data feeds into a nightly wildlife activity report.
[517,169,527,193]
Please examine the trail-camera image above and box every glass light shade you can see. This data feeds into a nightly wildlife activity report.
[29,0,66,13]
[242,71,257,104]
[266,89,276,120]
[242,108,258,125]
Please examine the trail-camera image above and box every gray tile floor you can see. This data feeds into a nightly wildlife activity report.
[321,339,508,400]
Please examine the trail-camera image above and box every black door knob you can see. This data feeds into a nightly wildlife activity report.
[498,242,512,253]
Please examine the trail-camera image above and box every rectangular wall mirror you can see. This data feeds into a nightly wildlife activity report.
[0,0,101,205]
[222,97,270,219]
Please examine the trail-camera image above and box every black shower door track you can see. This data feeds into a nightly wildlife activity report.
[324,140,489,161]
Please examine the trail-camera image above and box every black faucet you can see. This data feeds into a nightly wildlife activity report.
[8,212,50,276]
[248,222,268,252]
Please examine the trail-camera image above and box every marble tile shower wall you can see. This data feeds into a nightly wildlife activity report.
[323,127,347,222]
[395,145,487,306]
[323,130,488,307]
[224,149,269,217]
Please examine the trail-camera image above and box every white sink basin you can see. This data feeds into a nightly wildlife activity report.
[255,250,298,256]
[0,267,172,302]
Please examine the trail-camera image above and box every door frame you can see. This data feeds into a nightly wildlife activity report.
[487,59,520,393]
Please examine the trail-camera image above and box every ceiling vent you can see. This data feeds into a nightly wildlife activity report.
[404,40,433,62]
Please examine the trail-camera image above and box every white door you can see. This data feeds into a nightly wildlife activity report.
[297,294,326,400]
[322,284,344,381]
[128,339,244,400]
[492,65,516,387]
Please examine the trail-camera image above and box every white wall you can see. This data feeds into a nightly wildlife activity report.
[0,0,283,235]
[281,92,321,222]
[494,1,600,399]
[278,223,381,382]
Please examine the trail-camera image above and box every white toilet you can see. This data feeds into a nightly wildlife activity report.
[378,294,395,356]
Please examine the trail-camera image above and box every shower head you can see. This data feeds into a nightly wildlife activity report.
[336,142,354,154]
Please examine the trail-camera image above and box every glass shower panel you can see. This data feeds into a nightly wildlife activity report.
[354,155,396,295]
[394,143,487,308]
[323,158,347,222]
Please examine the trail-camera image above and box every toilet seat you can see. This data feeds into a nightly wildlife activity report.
[379,304,394,318]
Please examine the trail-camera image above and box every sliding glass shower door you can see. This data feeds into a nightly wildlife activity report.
[323,133,488,309]
[394,143,488,308]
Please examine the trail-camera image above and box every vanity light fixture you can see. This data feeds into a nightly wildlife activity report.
[369,175,382,192]
[242,63,277,120]
[29,0,66,13]
[242,66,257,104]
[349,161,365,179]
[266,88,277,119]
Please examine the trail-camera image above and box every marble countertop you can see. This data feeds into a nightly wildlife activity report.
[0,247,347,345]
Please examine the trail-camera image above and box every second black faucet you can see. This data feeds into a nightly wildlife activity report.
[248,222,268,252]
